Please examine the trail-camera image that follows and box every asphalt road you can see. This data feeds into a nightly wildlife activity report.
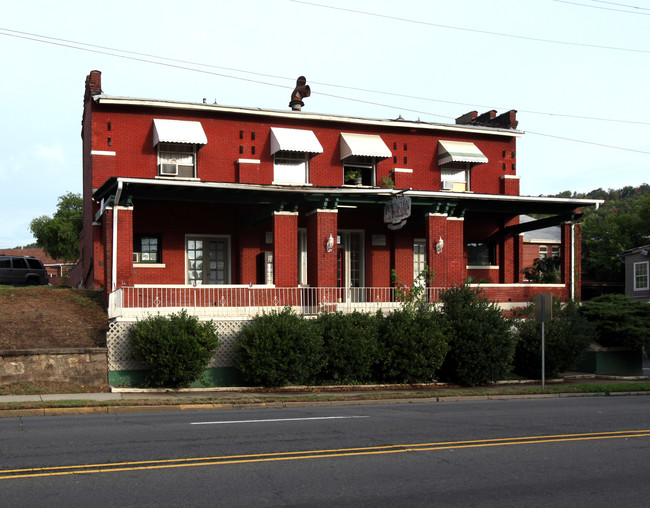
[1,396,649,507]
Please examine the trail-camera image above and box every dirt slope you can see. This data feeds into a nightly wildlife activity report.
[0,286,108,350]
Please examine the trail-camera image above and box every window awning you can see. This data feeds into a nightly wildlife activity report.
[153,119,208,147]
[270,127,323,155]
[339,132,391,160]
[438,140,488,166]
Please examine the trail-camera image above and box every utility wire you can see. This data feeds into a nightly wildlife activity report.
[552,0,650,15]
[290,0,650,54]
[2,26,648,126]
[1,28,649,156]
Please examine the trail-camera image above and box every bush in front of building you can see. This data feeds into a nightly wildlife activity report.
[376,308,450,383]
[235,307,324,386]
[512,300,595,379]
[316,311,381,384]
[129,310,220,388]
[579,294,650,351]
[438,284,516,386]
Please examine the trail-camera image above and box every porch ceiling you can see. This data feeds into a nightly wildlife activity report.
[94,177,600,222]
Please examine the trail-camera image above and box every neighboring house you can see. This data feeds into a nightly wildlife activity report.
[520,214,561,269]
[618,244,650,302]
[0,248,75,285]
[79,70,602,319]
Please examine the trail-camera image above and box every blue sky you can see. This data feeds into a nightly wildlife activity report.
[1,0,648,248]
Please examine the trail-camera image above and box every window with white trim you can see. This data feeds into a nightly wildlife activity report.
[551,245,561,258]
[634,261,649,291]
[134,235,161,264]
[538,245,548,260]
[273,151,309,184]
[343,156,376,186]
[441,165,470,192]
[467,241,496,266]
[414,239,426,281]
[158,143,196,178]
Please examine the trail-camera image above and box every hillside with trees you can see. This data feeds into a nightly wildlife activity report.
[553,184,650,283]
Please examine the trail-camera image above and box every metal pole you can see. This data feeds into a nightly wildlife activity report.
[541,295,546,390]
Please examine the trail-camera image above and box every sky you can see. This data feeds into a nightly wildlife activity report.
[1,0,649,248]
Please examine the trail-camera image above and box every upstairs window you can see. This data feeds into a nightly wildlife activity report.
[158,143,196,178]
[340,133,390,187]
[438,140,487,192]
[270,127,322,185]
[344,156,376,186]
[538,245,548,260]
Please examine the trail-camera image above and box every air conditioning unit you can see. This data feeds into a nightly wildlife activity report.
[441,180,454,191]
[159,163,178,176]
[133,252,140,263]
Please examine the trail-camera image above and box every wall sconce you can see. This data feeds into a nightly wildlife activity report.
[326,234,335,253]
[436,236,444,254]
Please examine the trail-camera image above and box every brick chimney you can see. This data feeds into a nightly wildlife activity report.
[455,111,478,125]
[84,70,102,102]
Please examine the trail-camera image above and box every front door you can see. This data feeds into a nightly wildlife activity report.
[186,236,229,285]
[337,231,364,302]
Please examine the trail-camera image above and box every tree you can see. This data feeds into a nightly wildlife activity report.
[580,187,650,282]
[30,192,83,261]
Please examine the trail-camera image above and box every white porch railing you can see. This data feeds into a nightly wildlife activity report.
[108,286,444,319]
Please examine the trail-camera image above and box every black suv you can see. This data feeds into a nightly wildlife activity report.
[0,255,49,286]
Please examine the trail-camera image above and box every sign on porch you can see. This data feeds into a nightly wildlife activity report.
[384,195,411,230]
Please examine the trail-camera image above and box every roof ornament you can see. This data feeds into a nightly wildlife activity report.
[289,76,310,111]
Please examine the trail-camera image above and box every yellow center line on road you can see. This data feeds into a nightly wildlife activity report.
[2,430,649,480]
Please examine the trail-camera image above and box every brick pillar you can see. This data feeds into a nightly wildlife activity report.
[446,217,465,285]
[516,233,525,283]
[392,232,414,287]
[306,209,338,287]
[115,206,134,289]
[426,213,448,287]
[366,232,390,288]
[500,216,519,284]
[102,208,113,293]
[273,212,298,287]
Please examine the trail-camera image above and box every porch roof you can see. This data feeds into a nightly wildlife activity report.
[95,177,602,225]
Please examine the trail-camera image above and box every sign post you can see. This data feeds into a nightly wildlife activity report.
[534,293,553,389]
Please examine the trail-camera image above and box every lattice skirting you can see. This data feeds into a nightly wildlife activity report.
[107,318,249,371]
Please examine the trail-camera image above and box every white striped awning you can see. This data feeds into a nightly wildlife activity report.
[270,127,323,155]
[153,119,208,147]
[339,132,391,160]
[438,140,488,166]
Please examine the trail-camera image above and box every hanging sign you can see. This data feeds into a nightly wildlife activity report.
[384,195,411,230]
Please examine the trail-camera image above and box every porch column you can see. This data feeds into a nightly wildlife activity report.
[561,221,579,300]
[446,217,466,286]
[306,209,338,287]
[500,216,519,284]
[273,211,298,287]
[102,205,134,292]
[426,213,448,287]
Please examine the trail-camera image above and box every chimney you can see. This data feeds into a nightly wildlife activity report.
[455,111,478,125]
[289,76,310,111]
[493,110,518,129]
[84,70,102,102]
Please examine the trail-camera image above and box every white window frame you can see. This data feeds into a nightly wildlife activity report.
[413,238,426,283]
[273,151,309,185]
[633,261,649,291]
[441,164,470,192]
[298,229,308,286]
[538,245,548,260]
[158,143,197,178]
[551,245,561,258]
[343,156,376,186]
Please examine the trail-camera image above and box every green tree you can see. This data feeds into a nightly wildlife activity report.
[29,192,83,261]
[581,189,650,281]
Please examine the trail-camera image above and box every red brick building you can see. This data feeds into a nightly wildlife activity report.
[80,71,601,318]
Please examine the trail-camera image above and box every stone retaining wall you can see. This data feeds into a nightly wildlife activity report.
[0,348,108,386]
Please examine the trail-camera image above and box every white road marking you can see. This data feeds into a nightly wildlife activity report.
[191,416,370,425]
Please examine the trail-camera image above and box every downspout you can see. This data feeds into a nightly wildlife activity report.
[111,180,123,292]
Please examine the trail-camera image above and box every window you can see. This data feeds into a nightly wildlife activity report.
[158,143,196,178]
[634,261,649,291]
[343,156,375,186]
[538,245,548,260]
[135,235,162,263]
[298,229,308,285]
[467,241,496,266]
[414,239,426,281]
[551,245,560,258]
[273,151,309,184]
[441,166,469,192]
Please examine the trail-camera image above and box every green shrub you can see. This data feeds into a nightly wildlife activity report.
[376,309,449,383]
[513,300,595,378]
[234,307,324,386]
[579,294,650,351]
[129,310,219,388]
[316,311,380,384]
[438,284,516,386]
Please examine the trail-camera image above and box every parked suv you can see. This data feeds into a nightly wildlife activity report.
[0,255,49,286]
